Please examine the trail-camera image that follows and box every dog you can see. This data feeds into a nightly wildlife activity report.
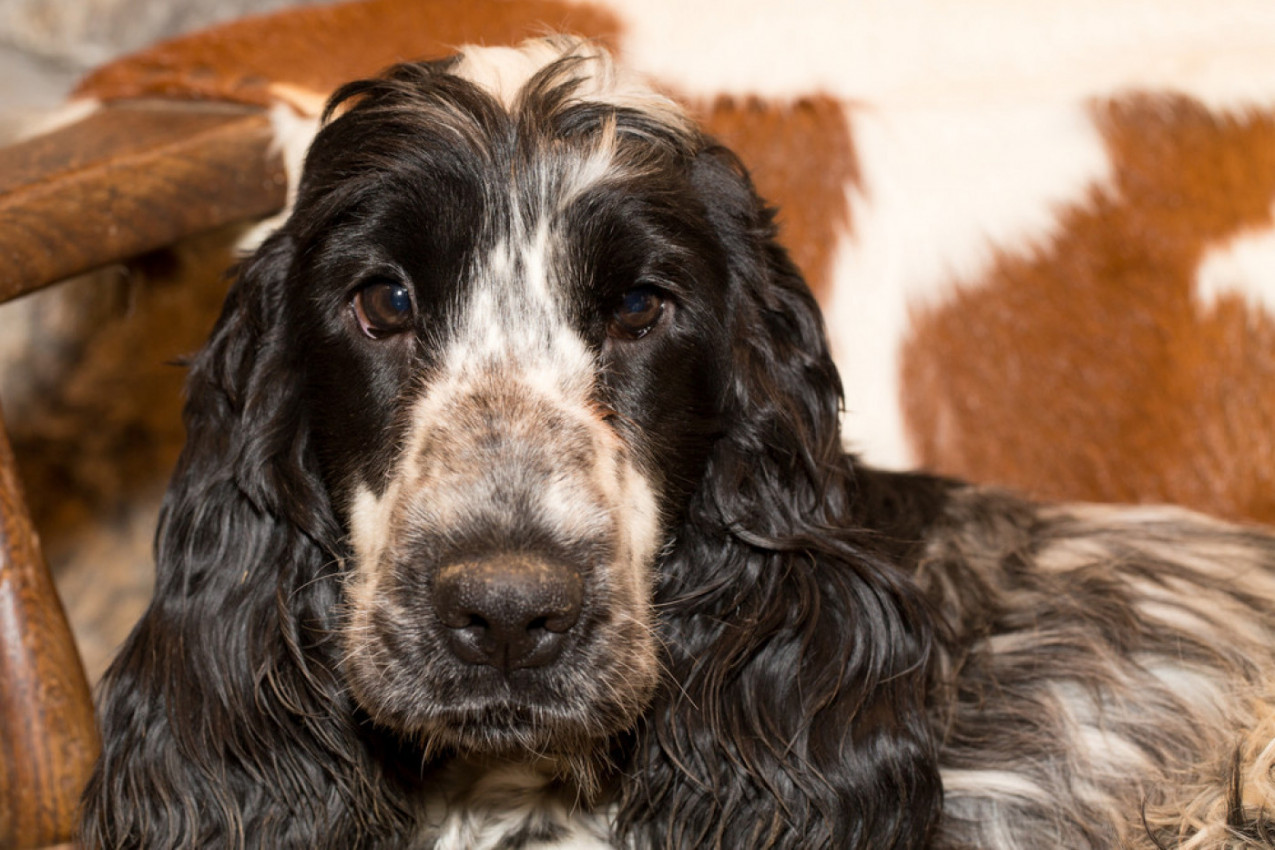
[80,37,1275,849]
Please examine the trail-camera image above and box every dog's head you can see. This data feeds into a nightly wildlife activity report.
[87,38,939,848]
[240,38,768,757]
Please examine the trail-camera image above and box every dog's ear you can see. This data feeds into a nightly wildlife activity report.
[80,234,411,847]
[620,148,941,849]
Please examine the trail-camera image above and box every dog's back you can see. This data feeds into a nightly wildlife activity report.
[915,484,1275,847]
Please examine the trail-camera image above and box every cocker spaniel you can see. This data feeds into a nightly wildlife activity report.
[82,38,1275,849]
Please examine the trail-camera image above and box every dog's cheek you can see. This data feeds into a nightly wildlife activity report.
[596,453,664,703]
[339,483,416,706]
[615,348,728,519]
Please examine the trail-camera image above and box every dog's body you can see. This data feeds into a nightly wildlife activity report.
[417,485,1275,850]
[81,39,1275,849]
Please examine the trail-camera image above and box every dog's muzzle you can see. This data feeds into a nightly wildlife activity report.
[343,356,663,747]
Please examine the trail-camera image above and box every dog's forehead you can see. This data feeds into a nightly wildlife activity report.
[303,39,703,282]
[402,43,695,374]
[302,39,713,427]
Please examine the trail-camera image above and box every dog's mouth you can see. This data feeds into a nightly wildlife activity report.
[345,644,657,758]
[396,688,623,756]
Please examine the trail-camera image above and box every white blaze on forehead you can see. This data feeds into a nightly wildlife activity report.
[445,223,594,402]
[451,40,591,110]
[430,37,700,405]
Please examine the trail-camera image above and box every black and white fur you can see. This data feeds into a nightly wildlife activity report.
[81,38,1275,849]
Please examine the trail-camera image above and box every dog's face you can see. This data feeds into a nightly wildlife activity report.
[269,42,739,757]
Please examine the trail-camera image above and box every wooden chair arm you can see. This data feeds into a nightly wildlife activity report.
[0,101,285,302]
[0,402,98,848]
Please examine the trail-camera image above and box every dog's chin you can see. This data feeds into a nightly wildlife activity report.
[417,703,621,758]
[345,661,654,763]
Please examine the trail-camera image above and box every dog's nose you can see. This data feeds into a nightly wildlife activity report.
[433,554,583,671]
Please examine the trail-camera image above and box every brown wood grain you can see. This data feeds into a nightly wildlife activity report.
[0,402,100,847]
[0,100,286,302]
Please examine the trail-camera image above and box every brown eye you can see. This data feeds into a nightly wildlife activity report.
[352,279,414,339]
[609,285,666,339]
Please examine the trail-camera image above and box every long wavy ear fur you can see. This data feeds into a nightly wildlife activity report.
[79,235,413,848]
[617,148,942,849]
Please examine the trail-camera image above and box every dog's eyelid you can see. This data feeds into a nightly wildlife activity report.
[348,266,408,290]
[619,276,682,305]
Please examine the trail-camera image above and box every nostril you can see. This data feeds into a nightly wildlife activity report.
[458,614,489,639]
[432,554,584,671]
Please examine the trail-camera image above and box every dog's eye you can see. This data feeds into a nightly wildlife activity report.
[352,279,414,339]
[609,285,666,340]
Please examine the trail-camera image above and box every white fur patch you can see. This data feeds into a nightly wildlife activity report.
[453,41,582,110]
[451,37,693,141]
[941,768,1051,803]
[348,482,399,572]
[424,764,614,849]
[1194,214,1275,319]
[608,0,1275,112]
[344,479,404,649]
[440,231,595,404]
[828,101,1111,466]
